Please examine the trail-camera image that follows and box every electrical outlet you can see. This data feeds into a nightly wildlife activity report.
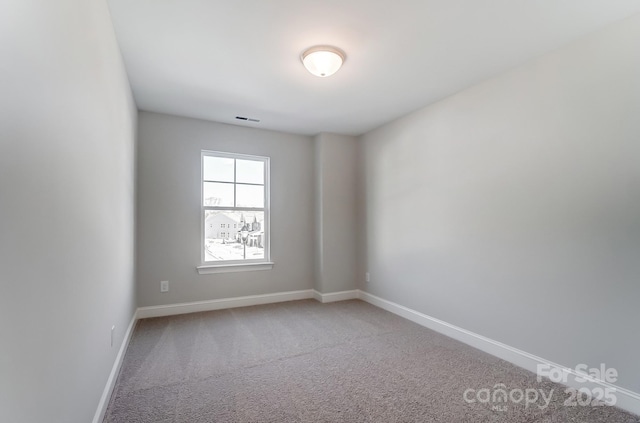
[111,325,115,347]
[160,280,169,293]
[365,272,370,283]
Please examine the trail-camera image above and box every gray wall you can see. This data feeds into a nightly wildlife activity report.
[137,112,315,306]
[313,133,359,293]
[359,15,640,393]
[0,1,137,422]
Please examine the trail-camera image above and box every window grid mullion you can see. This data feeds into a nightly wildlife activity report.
[233,159,237,208]
[203,180,264,187]
[203,206,265,212]
[202,180,235,184]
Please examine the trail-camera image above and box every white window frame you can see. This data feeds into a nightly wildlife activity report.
[197,150,273,274]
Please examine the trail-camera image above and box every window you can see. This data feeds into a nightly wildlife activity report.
[200,151,270,270]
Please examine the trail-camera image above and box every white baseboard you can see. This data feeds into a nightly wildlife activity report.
[136,289,315,319]
[92,312,137,423]
[312,289,359,303]
[312,289,323,302]
[358,290,640,416]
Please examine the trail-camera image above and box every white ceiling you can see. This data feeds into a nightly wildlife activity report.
[108,0,640,136]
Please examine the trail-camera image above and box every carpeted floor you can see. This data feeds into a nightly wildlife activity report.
[104,300,638,422]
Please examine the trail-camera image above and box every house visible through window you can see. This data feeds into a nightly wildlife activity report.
[202,151,269,264]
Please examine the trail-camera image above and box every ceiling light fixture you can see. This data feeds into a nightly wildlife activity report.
[301,46,346,77]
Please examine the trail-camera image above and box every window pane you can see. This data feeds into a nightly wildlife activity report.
[236,159,264,184]
[236,184,264,208]
[204,210,265,261]
[203,182,234,206]
[203,156,234,182]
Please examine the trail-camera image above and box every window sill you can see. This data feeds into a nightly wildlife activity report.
[197,262,274,275]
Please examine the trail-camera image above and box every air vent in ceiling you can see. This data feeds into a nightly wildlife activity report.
[235,116,260,123]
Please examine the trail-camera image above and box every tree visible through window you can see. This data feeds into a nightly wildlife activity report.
[202,151,269,264]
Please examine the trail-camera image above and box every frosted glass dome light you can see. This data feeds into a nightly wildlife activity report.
[301,46,346,77]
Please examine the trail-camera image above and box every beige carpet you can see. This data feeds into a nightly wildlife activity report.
[104,299,638,422]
